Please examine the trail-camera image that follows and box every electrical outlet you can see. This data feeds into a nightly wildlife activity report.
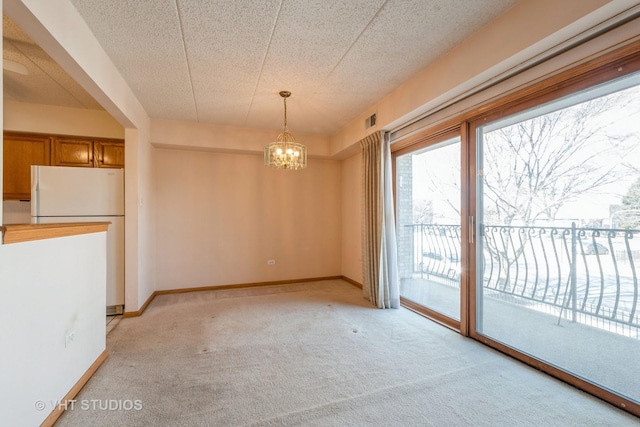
[267,260,276,265]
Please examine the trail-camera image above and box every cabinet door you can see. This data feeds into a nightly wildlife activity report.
[94,140,124,168]
[51,137,93,167]
[3,133,51,200]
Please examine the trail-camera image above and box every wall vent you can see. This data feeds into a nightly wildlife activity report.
[365,113,377,129]
[107,305,124,315]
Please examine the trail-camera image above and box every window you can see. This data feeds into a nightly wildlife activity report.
[396,135,462,327]
[393,40,640,416]
[474,71,640,408]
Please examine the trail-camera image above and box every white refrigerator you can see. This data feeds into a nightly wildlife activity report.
[31,166,125,314]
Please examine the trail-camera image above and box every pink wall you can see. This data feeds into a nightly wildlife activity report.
[341,152,362,284]
[154,148,341,290]
[151,118,332,157]
[3,100,124,138]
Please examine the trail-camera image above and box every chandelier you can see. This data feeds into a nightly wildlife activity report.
[264,91,307,170]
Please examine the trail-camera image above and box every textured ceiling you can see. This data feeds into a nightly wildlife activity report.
[4,0,519,135]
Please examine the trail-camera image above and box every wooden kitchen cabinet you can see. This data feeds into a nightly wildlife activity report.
[2,133,51,200]
[51,137,94,167]
[3,132,125,201]
[94,140,125,168]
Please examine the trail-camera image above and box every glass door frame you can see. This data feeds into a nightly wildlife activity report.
[391,40,640,417]
[392,125,471,335]
[466,45,640,416]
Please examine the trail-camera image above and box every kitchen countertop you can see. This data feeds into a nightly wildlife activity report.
[0,222,110,244]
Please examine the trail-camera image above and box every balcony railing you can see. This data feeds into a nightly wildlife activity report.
[404,223,640,336]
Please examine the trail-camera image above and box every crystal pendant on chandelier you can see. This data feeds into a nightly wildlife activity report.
[264,91,307,170]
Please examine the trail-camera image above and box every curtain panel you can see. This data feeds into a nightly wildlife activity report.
[360,131,400,309]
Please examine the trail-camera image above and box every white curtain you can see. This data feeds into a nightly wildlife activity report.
[360,131,400,309]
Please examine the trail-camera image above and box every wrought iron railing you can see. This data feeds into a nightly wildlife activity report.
[404,223,640,333]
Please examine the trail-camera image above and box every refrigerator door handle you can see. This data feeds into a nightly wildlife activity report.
[31,166,39,217]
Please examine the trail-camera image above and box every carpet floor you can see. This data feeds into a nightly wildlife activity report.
[57,280,639,426]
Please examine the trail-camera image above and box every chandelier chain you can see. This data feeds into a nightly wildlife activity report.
[283,96,287,130]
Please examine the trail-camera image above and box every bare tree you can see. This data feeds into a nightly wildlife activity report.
[410,86,640,288]
[481,91,639,226]
[478,89,640,288]
[413,199,434,224]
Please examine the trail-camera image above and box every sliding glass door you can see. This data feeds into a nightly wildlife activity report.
[396,136,462,326]
[474,71,640,407]
[392,43,640,415]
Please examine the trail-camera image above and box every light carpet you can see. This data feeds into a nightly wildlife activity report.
[57,280,638,426]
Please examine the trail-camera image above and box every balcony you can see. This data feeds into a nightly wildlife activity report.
[400,223,640,405]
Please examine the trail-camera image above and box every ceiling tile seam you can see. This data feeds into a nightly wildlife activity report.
[174,0,199,121]
[242,0,286,128]
[307,0,390,102]
[6,38,91,109]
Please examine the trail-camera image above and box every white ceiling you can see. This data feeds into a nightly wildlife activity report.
[3,0,519,136]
